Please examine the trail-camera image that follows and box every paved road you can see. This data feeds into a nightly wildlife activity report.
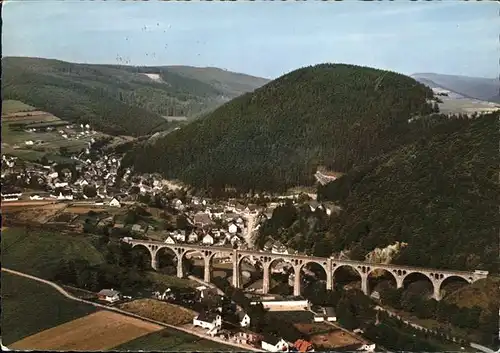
[2,268,260,352]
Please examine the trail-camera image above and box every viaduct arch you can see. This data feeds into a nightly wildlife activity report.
[124,238,487,301]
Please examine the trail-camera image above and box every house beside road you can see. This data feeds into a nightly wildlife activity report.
[97,289,121,303]
[261,334,288,352]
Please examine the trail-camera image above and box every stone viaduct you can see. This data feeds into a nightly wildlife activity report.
[122,238,488,301]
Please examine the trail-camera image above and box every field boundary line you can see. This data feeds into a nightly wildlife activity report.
[2,268,260,352]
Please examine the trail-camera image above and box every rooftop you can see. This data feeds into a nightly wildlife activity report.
[98,289,120,297]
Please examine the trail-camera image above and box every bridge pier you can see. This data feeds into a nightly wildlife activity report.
[176,255,183,278]
[151,255,159,271]
[293,267,301,296]
[149,247,160,271]
[204,256,211,283]
[263,263,270,294]
[432,281,442,301]
[232,252,240,288]
[361,274,369,295]
[396,276,404,289]
[326,258,333,290]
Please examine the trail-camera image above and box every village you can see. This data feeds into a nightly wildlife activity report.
[0,142,340,255]
[2,135,484,353]
[1,144,376,352]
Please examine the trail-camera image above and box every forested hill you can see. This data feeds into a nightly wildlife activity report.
[317,113,499,272]
[123,63,436,192]
[1,57,268,136]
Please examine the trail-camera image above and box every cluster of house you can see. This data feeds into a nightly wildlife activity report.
[70,153,123,198]
[189,294,331,352]
[161,198,271,249]
[1,151,160,203]
[1,189,23,202]
[172,197,272,218]
[24,123,96,146]
[164,214,248,248]
[192,306,318,352]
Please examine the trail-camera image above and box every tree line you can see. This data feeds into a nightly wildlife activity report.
[52,240,151,294]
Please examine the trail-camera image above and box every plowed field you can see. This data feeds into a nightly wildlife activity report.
[9,311,162,351]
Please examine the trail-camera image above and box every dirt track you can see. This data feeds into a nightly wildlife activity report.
[9,311,162,351]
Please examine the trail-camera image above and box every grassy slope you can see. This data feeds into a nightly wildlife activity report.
[2,226,198,288]
[1,272,98,346]
[125,63,435,192]
[2,57,269,137]
[2,227,105,279]
[114,328,234,352]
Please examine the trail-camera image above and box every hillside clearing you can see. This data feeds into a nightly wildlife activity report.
[2,227,104,279]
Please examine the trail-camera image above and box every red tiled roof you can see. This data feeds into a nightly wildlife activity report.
[294,339,314,352]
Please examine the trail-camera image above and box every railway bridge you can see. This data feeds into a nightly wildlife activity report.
[122,238,488,301]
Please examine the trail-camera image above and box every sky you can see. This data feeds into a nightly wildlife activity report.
[2,0,498,79]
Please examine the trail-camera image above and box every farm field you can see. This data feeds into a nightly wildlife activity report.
[1,99,130,161]
[2,203,67,223]
[114,327,233,352]
[1,100,36,115]
[438,97,500,115]
[294,323,362,349]
[118,299,197,326]
[266,310,314,323]
[2,226,104,279]
[1,272,98,346]
[145,271,199,289]
[8,311,163,351]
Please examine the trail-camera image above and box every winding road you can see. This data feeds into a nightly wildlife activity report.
[2,268,260,352]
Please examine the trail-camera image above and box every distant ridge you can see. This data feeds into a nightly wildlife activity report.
[411,73,500,103]
[2,56,269,136]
